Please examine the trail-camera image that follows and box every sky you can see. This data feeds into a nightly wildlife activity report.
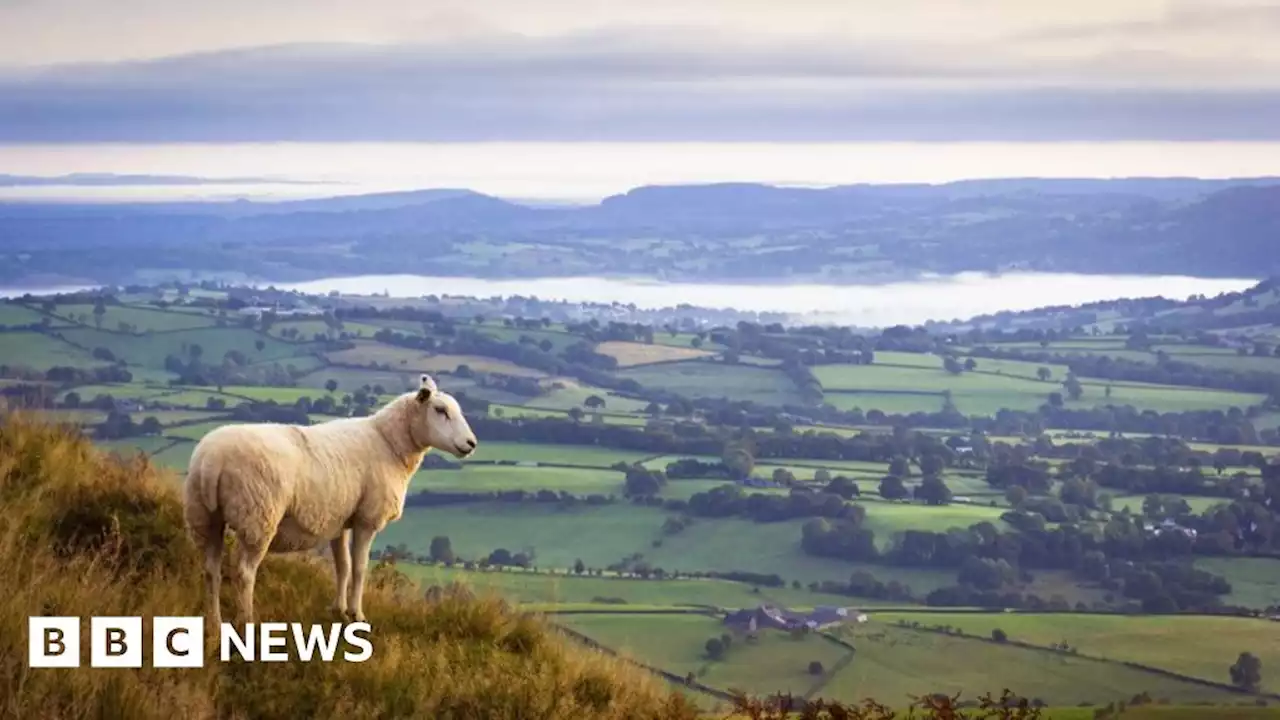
[1,0,1279,198]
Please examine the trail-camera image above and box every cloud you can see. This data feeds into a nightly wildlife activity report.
[1,31,1278,142]
[0,173,327,186]
[1020,1,1280,42]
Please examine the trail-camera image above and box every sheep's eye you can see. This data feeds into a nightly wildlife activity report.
[435,407,449,418]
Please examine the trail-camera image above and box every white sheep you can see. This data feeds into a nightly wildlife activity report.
[183,374,478,626]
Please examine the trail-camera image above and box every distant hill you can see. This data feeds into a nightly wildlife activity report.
[3,176,1279,286]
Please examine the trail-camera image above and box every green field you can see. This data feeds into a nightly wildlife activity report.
[477,325,583,352]
[489,403,650,427]
[858,501,1009,540]
[656,479,788,500]
[151,440,196,469]
[397,564,863,608]
[1194,557,1280,610]
[58,382,170,402]
[137,409,226,426]
[378,502,673,569]
[217,384,336,403]
[267,319,386,340]
[617,361,807,407]
[53,303,220,332]
[56,326,311,368]
[165,420,232,440]
[527,384,653,413]
[0,331,105,369]
[814,362,1263,415]
[96,436,180,458]
[465,440,654,467]
[0,303,47,328]
[823,392,947,415]
[562,613,849,698]
[150,388,243,408]
[872,612,1280,693]
[410,464,626,494]
[823,621,1244,706]
[295,367,419,394]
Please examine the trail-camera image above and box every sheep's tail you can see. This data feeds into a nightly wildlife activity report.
[183,441,224,543]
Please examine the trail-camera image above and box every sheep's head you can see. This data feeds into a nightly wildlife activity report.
[412,374,478,459]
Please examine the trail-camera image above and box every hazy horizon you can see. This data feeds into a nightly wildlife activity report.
[4,141,1280,202]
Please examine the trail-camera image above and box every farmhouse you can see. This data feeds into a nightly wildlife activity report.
[1143,519,1198,539]
[723,604,866,634]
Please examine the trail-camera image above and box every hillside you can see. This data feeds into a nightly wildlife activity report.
[6,282,1280,712]
[3,178,1280,287]
[0,412,701,720]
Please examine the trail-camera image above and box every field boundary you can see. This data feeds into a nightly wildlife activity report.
[550,623,737,704]
[895,621,1280,700]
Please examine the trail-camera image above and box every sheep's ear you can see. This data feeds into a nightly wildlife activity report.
[420,374,438,392]
[416,387,433,404]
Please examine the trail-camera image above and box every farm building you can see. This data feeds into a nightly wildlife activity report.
[723,604,866,634]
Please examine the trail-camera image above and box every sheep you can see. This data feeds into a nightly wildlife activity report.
[183,373,478,627]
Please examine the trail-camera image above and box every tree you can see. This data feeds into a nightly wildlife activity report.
[888,456,911,478]
[1063,373,1084,401]
[919,453,945,477]
[92,298,107,329]
[963,358,977,372]
[807,660,824,675]
[915,475,952,505]
[625,467,664,496]
[943,356,964,374]
[138,416,163,436]
[704,637,726,660]
[1230,651,1262,691]
[574,558,586,575]
[879,475,909,500]
[723,444,755,480]
[255,339,266,352]
[825,476,860,500]
[429,536,455,564]
[991,628,1008,643]
[771,467,796,486]
[1005,485,1028,507]
[1036,367,1052,382]
[583,395,606,411]
[325,379,339,394]
[567,407,584,422]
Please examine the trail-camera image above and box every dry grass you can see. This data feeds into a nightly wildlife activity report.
[594,342,714,368]
[0,411,699,720]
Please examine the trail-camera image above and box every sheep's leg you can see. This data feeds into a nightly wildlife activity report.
[202,529,224,630]
[233,536,271,627]
[330,530,352,619]
[346,526,377,623]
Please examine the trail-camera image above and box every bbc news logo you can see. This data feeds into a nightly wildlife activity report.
[28,617,373,668]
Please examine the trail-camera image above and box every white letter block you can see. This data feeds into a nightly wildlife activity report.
[153,617,205,668]
[91,616,142,668]
[28,617,80,668]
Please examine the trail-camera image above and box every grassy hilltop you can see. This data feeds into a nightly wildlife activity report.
[0,412,701,720]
